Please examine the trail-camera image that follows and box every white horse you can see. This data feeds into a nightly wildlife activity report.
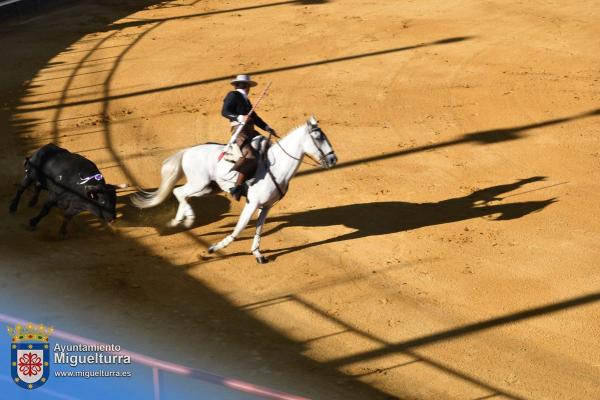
[131,116,337,263]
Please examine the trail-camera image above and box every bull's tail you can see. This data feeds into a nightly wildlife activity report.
[131,150,185,209]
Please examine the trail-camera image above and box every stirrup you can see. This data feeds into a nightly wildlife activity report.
[229,186,241,201]
[229,184,247,201]
[246,176,258,187]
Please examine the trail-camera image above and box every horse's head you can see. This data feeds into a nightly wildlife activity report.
[303,116,337,168]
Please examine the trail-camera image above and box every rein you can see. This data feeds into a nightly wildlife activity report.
[267,126,327,168]
[266,165,286,200]
[262,124,332,201]
[262,131,289,200]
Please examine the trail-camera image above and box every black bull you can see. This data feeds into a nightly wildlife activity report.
[9,144,126,236]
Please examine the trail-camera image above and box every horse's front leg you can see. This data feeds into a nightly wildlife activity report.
[208,202,258,254]
[252,206,271,264]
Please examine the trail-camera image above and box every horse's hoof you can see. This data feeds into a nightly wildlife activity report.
[27,222,37,231]
[256,256,269,264]
[207,246,216,254]
[9,205,17,214]
[182,218,195,229]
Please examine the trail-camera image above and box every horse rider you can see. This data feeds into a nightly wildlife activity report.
[221,74,277,201]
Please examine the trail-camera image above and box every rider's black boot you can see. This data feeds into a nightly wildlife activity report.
[230,171,247,201]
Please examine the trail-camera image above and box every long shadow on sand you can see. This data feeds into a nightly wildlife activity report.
[16,36,473,113]
[111,0,329,31]
[298,107,600,178]
[215,177,556,259]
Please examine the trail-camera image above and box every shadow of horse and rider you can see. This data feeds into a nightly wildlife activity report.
[197,176,556,259]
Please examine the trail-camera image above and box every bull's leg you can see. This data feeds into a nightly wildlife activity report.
[252,206,271,264]
[9,175,34,214]
[28,184,42,208]
[168,184,212,228]
[59,209,78,238]
[208,202,258,254]
[28,198,56,229]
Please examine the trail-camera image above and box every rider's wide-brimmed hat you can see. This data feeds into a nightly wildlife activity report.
[230,74,257,87]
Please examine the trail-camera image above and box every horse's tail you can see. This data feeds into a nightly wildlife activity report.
[131,150,185,209]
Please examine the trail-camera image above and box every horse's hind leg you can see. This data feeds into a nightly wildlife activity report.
[168,183,212,228]
[169,184,194,228]
[9,175,34,214]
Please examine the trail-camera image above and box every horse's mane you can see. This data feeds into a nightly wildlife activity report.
[282,122,308,139]
[204,123,307,148]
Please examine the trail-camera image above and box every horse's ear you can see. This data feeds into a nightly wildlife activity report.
[309,115,318,125]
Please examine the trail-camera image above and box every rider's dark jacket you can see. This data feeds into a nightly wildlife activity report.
[221,90,269,133]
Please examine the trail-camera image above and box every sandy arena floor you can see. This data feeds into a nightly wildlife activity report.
[1,1,599,398]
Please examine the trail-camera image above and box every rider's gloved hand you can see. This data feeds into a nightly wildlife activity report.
[236,115,247,124]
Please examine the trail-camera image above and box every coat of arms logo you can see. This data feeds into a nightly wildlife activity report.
[7,323,53,390]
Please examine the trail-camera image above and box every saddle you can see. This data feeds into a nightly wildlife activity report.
[215,136,269,197]
[221,135,268,164]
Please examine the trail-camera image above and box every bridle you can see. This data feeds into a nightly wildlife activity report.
[270,123,334,168]
[264,123,334,200]
[307,125,336,167]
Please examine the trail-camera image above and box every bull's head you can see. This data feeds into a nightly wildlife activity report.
[84,183,127,223]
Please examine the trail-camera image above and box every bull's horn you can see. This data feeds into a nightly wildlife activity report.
[115,183,129,189]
